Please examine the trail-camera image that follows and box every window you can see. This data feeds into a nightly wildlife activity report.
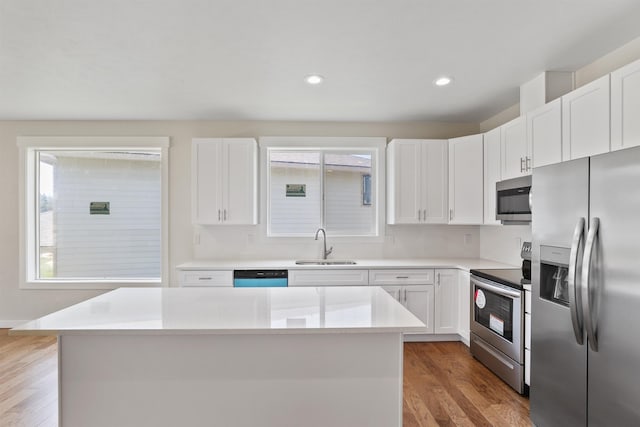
[18,137,169,289]
[261,137,385,237]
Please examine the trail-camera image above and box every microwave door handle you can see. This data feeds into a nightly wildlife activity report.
[582,217,600,352]
[568,217,586,345]
[471,277,521,299]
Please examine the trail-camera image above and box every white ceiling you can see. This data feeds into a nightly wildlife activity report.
[2,0,640,122]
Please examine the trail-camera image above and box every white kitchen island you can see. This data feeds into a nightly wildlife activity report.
[11,286,425,427]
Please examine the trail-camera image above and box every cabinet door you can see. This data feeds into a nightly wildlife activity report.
[501,116,529,179]
[404,285,434,334]
[448,134,484,224]
[434,269,458,334]
[611,58,640,151]
[528,98,562,168]
[457,270,471,345]
[483,127,502,225]
[288,269,369,287]
[222,139,258,225]
[562,74,610,160]
[192,138,223,224]
[381,286,402,302]
[422,140,448,223]
[386,140,421,224]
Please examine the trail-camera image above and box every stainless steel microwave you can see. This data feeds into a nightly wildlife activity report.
[496,175,532,224]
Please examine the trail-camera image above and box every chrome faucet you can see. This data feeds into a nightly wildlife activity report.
[314,228,333,260]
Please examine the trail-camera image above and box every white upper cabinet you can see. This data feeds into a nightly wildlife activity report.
[528,97,562,168]
[192,138,258,225]
[448,134,484,224]
[611,58,640,151]
[562,74,611,161]
[483,127,502,225]
[387,139,448,224]
[501,116,530,179]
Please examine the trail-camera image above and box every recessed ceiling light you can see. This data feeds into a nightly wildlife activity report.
[305,74,324,85]
[434,76,453,87]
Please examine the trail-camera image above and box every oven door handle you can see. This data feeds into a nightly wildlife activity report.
[471,277,521,299]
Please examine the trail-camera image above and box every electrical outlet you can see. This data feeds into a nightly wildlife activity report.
[464,234,472,245]
[194,232,201,245]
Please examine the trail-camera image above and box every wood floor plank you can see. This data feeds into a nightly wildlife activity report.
[0,329,531,426]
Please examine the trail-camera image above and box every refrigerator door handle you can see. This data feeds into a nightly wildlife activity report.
[582,217,600,352]
[568,217,586,345]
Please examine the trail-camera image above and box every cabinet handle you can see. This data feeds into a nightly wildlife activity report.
[224,209,227,221]
[198,277,212,281]
[403,289,407,303]
[396,276,409,279]
[520,157,525,173]
[218,209,221,221]
[526,156,531,171]
[449,209,453,221]
[437,273,440,286]
[423,209,427,222]
[418,209,422,222]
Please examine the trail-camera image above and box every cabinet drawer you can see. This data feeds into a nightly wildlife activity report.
[178,270,233,287]
[525,312,532,350]
[525,348,531,386]
[289,269,369,287]
[525,289,532,314]
[369,269,434,285]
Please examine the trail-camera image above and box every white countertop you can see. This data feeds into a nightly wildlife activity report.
[10,287,426,336]
[176,257,517,271]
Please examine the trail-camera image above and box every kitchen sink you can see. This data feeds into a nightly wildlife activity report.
[295,260,357,265]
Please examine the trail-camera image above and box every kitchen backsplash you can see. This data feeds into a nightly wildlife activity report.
[194,224,481,260]
[479,224,532,266]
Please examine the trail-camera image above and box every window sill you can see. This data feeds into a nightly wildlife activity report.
[20,279,163,290]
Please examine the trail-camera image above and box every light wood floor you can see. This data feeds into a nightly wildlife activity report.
[0,330,530,426]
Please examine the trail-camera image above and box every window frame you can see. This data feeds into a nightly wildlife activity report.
[259,137,386,241]
[17,136,170,290]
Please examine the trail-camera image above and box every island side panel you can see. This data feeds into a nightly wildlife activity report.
[59,332,403,427]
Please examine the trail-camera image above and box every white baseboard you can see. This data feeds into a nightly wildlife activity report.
[403,333,465,343]
[0,320,30,328]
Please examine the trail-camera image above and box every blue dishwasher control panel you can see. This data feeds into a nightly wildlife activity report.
[233,270,288,288]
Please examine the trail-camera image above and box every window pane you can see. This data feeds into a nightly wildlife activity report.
[324,153,374,235]
[38,150,161,279]
[269,151,321,235]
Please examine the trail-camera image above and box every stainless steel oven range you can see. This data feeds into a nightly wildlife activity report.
[469,268,527,394]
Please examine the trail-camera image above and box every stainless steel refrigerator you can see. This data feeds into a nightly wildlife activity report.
[531,146,640,426]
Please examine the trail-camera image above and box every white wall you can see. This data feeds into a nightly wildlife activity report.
[0,119,479,323]
[479,225,531,266]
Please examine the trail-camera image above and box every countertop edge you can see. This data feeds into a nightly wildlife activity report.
[175,258,518,271]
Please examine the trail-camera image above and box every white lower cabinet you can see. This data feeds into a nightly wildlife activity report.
[434,269,458,334]
[457,270,471,345]
[373,269,435,335]
[288,269,369,287]
[383,285,434,334]
[178,270,233,287]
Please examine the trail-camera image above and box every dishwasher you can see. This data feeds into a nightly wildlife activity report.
[233,270,288,287]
